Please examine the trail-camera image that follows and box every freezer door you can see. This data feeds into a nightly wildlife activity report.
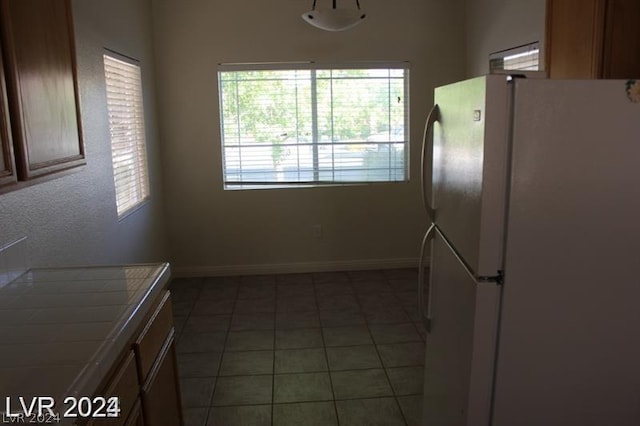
[422,228,500,426]
[431,75,510,277]
[492,79,640,426]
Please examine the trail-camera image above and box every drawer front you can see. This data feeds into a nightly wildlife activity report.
[135,291,173,381]
[88,351,138,426]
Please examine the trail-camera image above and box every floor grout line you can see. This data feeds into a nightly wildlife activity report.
[204,278,239,425]
[359,276,410,426]
[313,273,341,425]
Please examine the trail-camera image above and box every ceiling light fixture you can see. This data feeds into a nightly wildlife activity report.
[302,0,366,32]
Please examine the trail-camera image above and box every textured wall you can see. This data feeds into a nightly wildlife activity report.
[151,0,467,276]
[0,0,169,267]
[466,0,546,77]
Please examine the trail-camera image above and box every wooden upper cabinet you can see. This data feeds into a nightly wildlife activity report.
[0,0,84,181]
[545,0,606,78]
[601,0,640,78]
[546,0,640,79]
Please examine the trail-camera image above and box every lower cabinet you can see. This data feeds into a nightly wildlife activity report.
[89,290,182,426]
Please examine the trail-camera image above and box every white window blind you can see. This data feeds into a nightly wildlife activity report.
[218,63,409,189]
[489,42,540,72]
[103,53,150,216]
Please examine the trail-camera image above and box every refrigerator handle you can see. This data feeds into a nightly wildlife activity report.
[421,104,440,222]
[418,223,436,332]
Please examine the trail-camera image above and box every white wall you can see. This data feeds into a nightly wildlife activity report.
[0,0,169,267]
[152,0,467,276]
[466,0,545,77]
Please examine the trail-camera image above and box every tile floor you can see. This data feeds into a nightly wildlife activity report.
[169,268,426,426]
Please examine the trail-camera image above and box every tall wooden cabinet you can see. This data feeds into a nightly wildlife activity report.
[0,0,84,190]
[546,0,640,79]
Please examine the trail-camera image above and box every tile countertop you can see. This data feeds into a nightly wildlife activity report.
[0,262,171,418]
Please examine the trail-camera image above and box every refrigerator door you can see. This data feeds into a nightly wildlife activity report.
[422,227,500,426]
[431,75,511,277]
[492,79,640,426]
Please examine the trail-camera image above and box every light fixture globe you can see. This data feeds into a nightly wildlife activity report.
[302,0,366,32]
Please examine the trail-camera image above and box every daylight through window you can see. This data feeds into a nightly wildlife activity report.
[218,63,409,189]
[489,42,540,72]
[103,53,150,216]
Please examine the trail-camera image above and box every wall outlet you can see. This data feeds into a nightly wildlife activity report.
[312,224,323,239]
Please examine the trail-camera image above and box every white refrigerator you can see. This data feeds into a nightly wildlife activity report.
[418,75,640,426]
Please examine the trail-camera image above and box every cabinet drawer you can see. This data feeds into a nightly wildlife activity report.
[88,351,138,426]
[134,291,173,382]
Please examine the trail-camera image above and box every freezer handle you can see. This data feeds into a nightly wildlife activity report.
[418,223,436,332]
[421,104,439,222]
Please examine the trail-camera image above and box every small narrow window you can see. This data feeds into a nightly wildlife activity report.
[103,52,150,217]
[490,42,540,72]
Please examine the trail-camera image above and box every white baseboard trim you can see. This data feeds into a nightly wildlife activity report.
[171,257,427,278]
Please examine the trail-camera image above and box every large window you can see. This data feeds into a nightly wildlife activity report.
[103,52,150,217]
[218,63,409,189]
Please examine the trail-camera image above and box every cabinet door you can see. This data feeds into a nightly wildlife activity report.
[0,0,84,180]
[546,0,640,79]
[125,400,144,426]
[0,41,16,188]
[141,330,183,426]
[88,351,139,426]
[602,0,640,78]
[545,0,607,78]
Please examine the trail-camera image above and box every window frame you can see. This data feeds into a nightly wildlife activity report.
[103,50,151,218]
[217,61,410,190]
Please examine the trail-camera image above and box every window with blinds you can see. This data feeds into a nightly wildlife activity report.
[103,53,150,217]
[218,63,409,189]
[489,42,540,72]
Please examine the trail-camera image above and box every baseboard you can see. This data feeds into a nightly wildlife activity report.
[171,257,427,278]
